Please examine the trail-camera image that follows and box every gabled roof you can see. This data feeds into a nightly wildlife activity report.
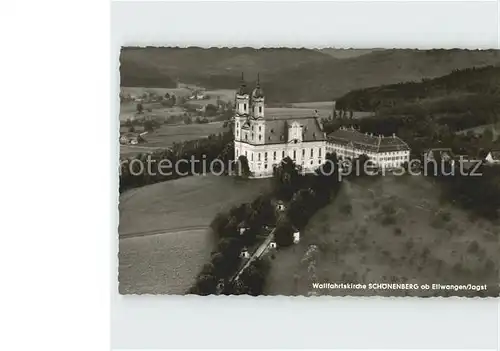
[263,117,326,144]
[424,148,455,160]
[488,150,500,160]
[327,128,410,153]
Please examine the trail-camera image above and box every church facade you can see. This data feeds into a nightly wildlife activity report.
[233,76,327,178]
[232,75,411,178]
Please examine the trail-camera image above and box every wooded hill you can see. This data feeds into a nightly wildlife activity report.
[336,65,500,111]
[120,47,500,103]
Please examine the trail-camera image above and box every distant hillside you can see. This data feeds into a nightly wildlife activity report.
[264,49,500,102]
[120,46,333,88]
[120,48,500,103]
[317,48,379,59]
[323,66,500,147]
[119,59,176,88]
[336,65,500,111]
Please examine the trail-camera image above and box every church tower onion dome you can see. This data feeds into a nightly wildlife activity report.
[237,72,249,95]
[252,85,264,98]
[252,74,264,98]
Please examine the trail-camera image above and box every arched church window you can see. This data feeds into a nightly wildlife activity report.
[259,135,262,141]
[259,106,262,113]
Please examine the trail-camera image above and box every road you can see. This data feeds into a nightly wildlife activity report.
[231,230,275,282]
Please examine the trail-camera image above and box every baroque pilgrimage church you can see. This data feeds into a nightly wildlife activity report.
[233,75,410,178]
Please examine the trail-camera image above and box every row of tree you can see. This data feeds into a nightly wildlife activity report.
[188,152,380,295]
[187,193,277,295]
[119,131,234,193]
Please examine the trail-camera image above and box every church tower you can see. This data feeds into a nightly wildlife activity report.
[235,73,250,116]
[251,73,265,119]
[234,73,249,142]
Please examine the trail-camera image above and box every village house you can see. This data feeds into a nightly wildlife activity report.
[485,150,500,164]
[239,248,250,259]
[119,130,148,145]
[423,148,455,162]
[327,127,411,169]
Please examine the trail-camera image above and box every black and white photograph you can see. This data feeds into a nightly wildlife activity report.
[117,46,500,297]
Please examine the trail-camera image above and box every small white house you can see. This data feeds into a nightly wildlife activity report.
[293,231,300,244]
[238,222,250,235]
[240,249,250,259]
[485,151,500,164]
[276,201,286,212]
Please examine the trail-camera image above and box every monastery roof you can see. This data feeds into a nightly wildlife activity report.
[327,128,410,153]
[263,117,326,144]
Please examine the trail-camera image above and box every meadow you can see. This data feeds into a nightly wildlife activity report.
[265,175,499,297]
[119,121,227,158]
[118,175,273,294]
[121,86,193,98]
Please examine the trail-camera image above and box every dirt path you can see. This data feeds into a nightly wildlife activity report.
[119,225,209,239]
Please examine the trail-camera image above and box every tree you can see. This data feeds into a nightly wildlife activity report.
[239,259,269,295]
[273,157,300,200]
[136,103,143,114]
[236,155,251,178]
[274,215,294,247]
[205,104,218,117]
[143,120,154,132]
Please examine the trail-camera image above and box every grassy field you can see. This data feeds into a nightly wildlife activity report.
[290,101,335,110]
[456,123,496,136]
[265,107,332,119]
[121,86,192,98]
[265,175,499,297]
[119,121,227,158]
[118,175,273,294]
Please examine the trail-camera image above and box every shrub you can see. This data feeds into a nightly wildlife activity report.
[274,216,294,247]
[467,240,479,254]
[340,203,352,215]
[382,215,396,226]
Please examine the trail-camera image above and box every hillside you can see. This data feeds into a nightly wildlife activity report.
[120,46,334,88]
[120,48,500,103]
[335,65,500,111]
[264,49,500,102]
[317,48,379,60]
